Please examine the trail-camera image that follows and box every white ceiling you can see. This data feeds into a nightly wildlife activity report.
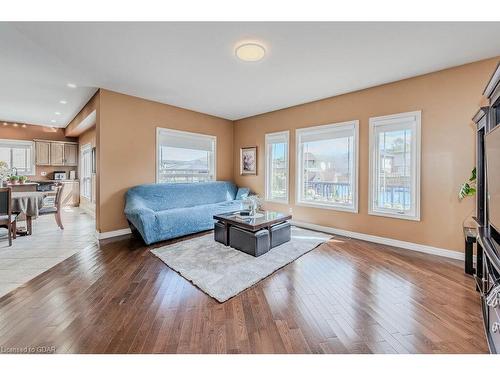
[1,22,500,127]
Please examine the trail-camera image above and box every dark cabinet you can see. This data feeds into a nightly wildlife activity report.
[473,62,500,354]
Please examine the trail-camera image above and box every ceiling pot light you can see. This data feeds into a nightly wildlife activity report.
[235,42,266,62]
[55,111,61,115]
[67,83,77,88]
[51,120,56,123]
[59,100,67,104]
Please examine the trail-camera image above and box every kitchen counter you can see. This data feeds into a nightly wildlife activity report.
[7,182,39,186]
[32,179,79,182]
[29,180,81,207]
[6,182,39,192]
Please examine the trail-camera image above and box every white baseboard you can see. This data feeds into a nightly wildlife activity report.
[93,221,468,262]
[290,220,465,261]
[96,228,132,240]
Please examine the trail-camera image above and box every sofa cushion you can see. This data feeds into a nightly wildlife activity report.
[154,200,244,242]
[235,187,250,200]
[126,181,238,211]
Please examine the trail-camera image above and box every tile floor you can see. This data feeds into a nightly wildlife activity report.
[0,207,97,297]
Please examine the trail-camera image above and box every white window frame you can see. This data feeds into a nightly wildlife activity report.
[368,110,421,221]
[80,143,92,200]
[155,127,217,183]
[0,139,35,176]
[265,131,289,204]
[295,120,359,213]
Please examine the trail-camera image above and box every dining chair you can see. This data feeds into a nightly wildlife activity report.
[0,187,18,246]
[39,182,64,230]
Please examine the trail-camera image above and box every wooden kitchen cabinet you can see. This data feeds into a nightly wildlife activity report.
[64,143,78,166]
[50,142,65,166]
[60,181,80,207]
[35,141,51,165]
[35,140,79,166]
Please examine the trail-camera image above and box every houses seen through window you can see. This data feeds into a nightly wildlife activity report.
[157,128,216,183]
[369,111,421,220]
[265,131,289,202]
[296,121,358,212]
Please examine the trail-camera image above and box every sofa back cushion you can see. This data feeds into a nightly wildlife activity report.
[128,181,238,211]
[236,187,250,200]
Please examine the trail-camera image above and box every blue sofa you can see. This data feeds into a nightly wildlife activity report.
[124,181,249,244]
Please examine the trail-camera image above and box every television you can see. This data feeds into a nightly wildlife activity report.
[486,124,500,234]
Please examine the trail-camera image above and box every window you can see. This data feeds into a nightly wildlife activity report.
[296,121,359,212]
[156,128,216,183]
[265,131,289,203]
[0,139,35,176]
[369,111,421,221]
[80,143,92,200]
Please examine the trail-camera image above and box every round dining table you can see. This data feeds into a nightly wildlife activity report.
[11,191,47,235]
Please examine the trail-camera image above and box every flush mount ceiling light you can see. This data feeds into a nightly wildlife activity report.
[67,83,77,88]
[235,42,266,62]
[59,100,67,104]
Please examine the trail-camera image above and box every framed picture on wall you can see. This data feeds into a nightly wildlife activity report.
[240,146,257,175]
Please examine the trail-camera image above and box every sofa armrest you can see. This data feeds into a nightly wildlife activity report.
[124,196,157,244]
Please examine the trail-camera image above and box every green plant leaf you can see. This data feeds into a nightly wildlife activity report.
[469,167,476,182]
[459,182,475,200]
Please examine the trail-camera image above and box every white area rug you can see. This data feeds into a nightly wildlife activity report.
[151,227,331,302]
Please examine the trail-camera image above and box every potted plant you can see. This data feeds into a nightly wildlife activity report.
[18,175,27,184]
[245,195,262,216]
[459,167,477,230]
[9,175,19,185]
[459,167,476,200]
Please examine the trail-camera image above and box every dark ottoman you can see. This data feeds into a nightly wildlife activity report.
[214,221,228,245]
[270,221,291,248]
[229,226,270,257]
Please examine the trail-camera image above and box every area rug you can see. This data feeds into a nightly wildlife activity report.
[151,227,331,302]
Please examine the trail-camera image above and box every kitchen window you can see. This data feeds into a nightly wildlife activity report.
[156,128,216,183]
[368,111,421,221]
[0,139,35,176]
[80,143,92,200]
[265,131,289,203]
[296,121,359,212]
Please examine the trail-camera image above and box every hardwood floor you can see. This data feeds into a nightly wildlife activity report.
[0,230,488,354]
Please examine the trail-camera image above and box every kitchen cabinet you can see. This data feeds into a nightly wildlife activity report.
[64,143,78,166]
[50,142,65,166]
[60,181,80,207]
[35,141,51,165]
[35,140,79,167]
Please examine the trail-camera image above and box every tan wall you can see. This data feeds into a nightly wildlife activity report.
[98,89,234,233]
[233,58,499,252]
[78,126,96,148]
[0,121,77,180]
[65,91,99,137]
